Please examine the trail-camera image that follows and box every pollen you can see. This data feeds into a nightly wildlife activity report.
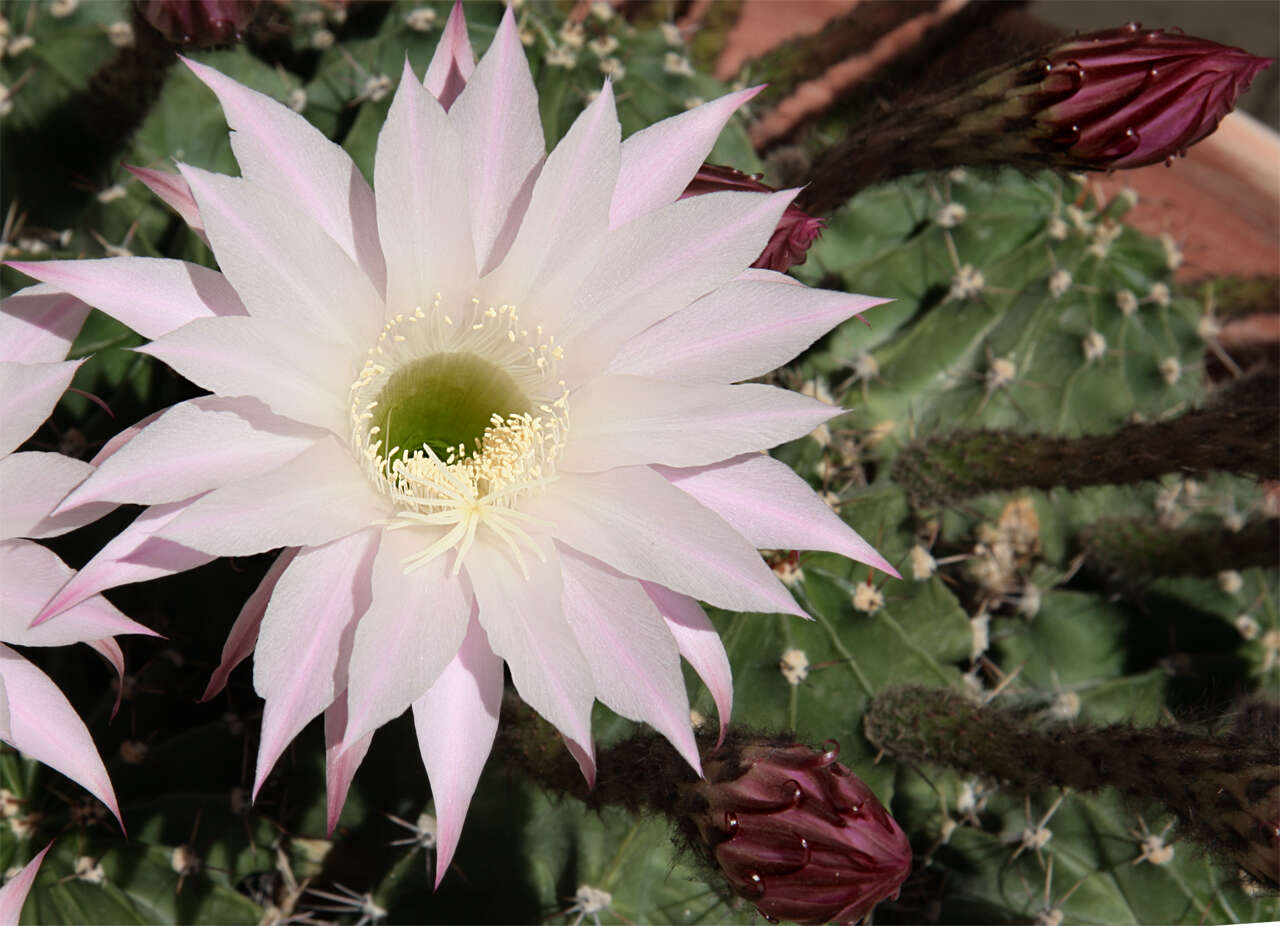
[349,295,569,577]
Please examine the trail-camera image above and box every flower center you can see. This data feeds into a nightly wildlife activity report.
[348,297,568,575]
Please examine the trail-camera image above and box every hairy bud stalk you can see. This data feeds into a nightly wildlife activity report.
[494,701,911,924]
[802,24,1271,213]
[893,373,1280,507]
[1080,517,1279,582]
[682,165,826,273]
[865,687,1280,889]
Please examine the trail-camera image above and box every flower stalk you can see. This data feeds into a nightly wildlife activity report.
[865,686,1280,889]
[801,24,1271,213]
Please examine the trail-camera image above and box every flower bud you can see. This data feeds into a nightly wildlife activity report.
[681,164,825,273]
[1021,24,1271,169]
[688,740,911,925]
[135,0,259,46]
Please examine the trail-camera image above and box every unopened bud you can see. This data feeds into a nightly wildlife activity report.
[688,741,911,925]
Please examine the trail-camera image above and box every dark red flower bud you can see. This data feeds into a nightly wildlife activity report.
[689,740,911,925]
[136,0,259,47]
[1027,24,1272,169]
[681,164,826,273]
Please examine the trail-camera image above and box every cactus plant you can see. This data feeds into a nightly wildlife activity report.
[1,2,1277,924]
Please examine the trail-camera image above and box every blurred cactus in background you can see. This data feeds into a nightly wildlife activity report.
[1,1,1277,924]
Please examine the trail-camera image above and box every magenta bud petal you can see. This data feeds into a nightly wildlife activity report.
[135,0,260,46]
[690,740,911,925]
[1034,25,1271,169]
[680,164,825,272]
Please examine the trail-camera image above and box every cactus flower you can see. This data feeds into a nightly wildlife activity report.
[681,164,826,272]
[10,2,894,886]
[689,740,911,925]
[0,286,159,828]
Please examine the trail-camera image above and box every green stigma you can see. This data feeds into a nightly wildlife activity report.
[372,352,530,461]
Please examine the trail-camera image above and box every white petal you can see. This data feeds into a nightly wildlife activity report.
[0,645,120,824]
[341,529,472,751]
[610,86,762,228]
[448,5,544,272]
[0,452,111,540]
[0,842,52,925]
[376,61,476,317]
[5,257,247,340]
[138,316,352,436]
[156,438,389,557]
[560,548,700,774]
[424,0,474,110]
[0,360,81,457]
[482,82,618,314]
[526,467,804,617]
[412,611,502,887]
[466,538,595,760]
[659,454,898,575]
[559,376,839,472]
[252,529,380,797]
[32,499,214,625]
[60,396,323,509]
[200,548,298,703]
[0,284,89,363]
[609,281,888,384]
[124,165,207,242]
[182,57,386,294]
[558,190,796,376]
[644,582,732,746]
[0,540,155,646]
[324,692,373,835]
[178,165,383,350]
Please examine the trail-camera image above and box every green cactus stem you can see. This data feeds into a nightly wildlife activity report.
[865,686,1280,888]
[893,373,1279,507]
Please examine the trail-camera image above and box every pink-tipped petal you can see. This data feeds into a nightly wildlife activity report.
[466,539,596,762]
[610,86,762,228]
[0,452,113,539]
[324,692,373,835]
[376,61,477,317]
[412,610,503,887]
[200,547,298,703]
[559,190,797,371]
[181,57,386,294]
[561,734,597,790]
[85,637,126,719]
[88,408,165,468]
[0,676,9,741]
[252,529,379,799]
[0,359,82,457]
[0,540,156,646]
[560,548,701,775]
[33,499,213,625]
[559,377,839,473]
[644,583,732,747]
[659,454,898,576]
[138,316,352,436]
[176,165,383,350]
[124,165,207,243]
[341,529,471,751]
[0,644,121,825]
[156,437,388,557]
[527,467,805,619]
[0,284,90,363]
[60,396,322,510]
[424,0,474,110]
[0,842,52,926]
[609,281,889,385]
[5,257,247,340]
[449,4,545,273]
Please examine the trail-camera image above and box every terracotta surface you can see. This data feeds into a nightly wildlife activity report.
[714,0,860,81]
